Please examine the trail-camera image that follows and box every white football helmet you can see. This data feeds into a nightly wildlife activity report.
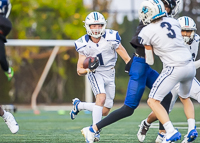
[177,16,197,44]
[162,0,181,17]
[138,0,166,25]
[83,12,107,38]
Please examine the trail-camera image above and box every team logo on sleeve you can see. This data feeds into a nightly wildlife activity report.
[111,44,118,50]
[138,36,144,44]
[77,37,83,43]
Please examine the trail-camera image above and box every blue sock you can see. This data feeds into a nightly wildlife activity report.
[89,126,96,133]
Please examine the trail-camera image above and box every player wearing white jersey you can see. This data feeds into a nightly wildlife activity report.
[138,16,200,143]
[70,11,130,142]
[138,0,198,143]
[136,1,182,143]
[169,16,200,143]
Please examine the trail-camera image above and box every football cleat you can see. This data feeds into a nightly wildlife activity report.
[81,126,95,143]
[3,112,19,134]
[137,119,150,142]
[94,130,100,142]
[70,98,81,120]
[181,127,198,143]
[155,132,165,143]
[162,129,181,143]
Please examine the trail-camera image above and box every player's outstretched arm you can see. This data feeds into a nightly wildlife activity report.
[116,44,131,64]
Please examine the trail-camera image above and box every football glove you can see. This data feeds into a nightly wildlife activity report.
[5,67,14,81]
[88,57,99,71]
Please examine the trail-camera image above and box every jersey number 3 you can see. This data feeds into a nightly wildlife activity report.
[160,22,176,39]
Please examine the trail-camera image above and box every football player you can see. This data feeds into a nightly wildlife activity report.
[137,0,182,142]
[79,0,179,142]
[168,16,200,143]
[70,11,130,142]
[0,0,19,134]
[138,0,198,142]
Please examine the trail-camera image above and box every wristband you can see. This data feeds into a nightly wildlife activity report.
[145,49,154,65]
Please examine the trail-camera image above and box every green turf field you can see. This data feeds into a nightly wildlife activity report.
[0,103,199,143]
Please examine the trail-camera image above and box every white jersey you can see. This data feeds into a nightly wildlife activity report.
[187,34,200,61]
[138,17,192,67]
[75,29,121,71]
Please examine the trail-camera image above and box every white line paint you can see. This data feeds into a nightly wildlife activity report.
[139,122,200,130]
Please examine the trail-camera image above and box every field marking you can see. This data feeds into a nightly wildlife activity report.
[139,122,200,130]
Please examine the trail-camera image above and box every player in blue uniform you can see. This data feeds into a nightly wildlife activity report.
[0,0,19,134]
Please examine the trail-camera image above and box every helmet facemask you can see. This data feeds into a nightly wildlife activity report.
[182,30,196,45]
[140,6,154,25]
[84,23,106,39]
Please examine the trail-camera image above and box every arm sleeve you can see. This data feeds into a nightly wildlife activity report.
[0,15,12,37]
[0,37,9,72]
[130,21,146,48]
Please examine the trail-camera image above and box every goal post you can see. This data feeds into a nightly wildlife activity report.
[6,39,93,112]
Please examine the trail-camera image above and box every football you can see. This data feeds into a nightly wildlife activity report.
[83,57,95,69]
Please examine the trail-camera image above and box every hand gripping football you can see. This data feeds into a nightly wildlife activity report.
[83,57,99,70]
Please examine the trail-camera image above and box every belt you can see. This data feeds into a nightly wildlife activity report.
[135,53,145,59]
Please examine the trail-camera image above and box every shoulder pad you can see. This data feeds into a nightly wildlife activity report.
[103,29,121,42]
[74,34,89,52]
[194,34,200,43]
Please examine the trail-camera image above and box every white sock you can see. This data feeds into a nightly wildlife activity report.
[92,105,103,125]
[78,102,95,111]
[145,118,151,126]
[163,121,175,134]
[2,110,9,119]
[187,118,195,134]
